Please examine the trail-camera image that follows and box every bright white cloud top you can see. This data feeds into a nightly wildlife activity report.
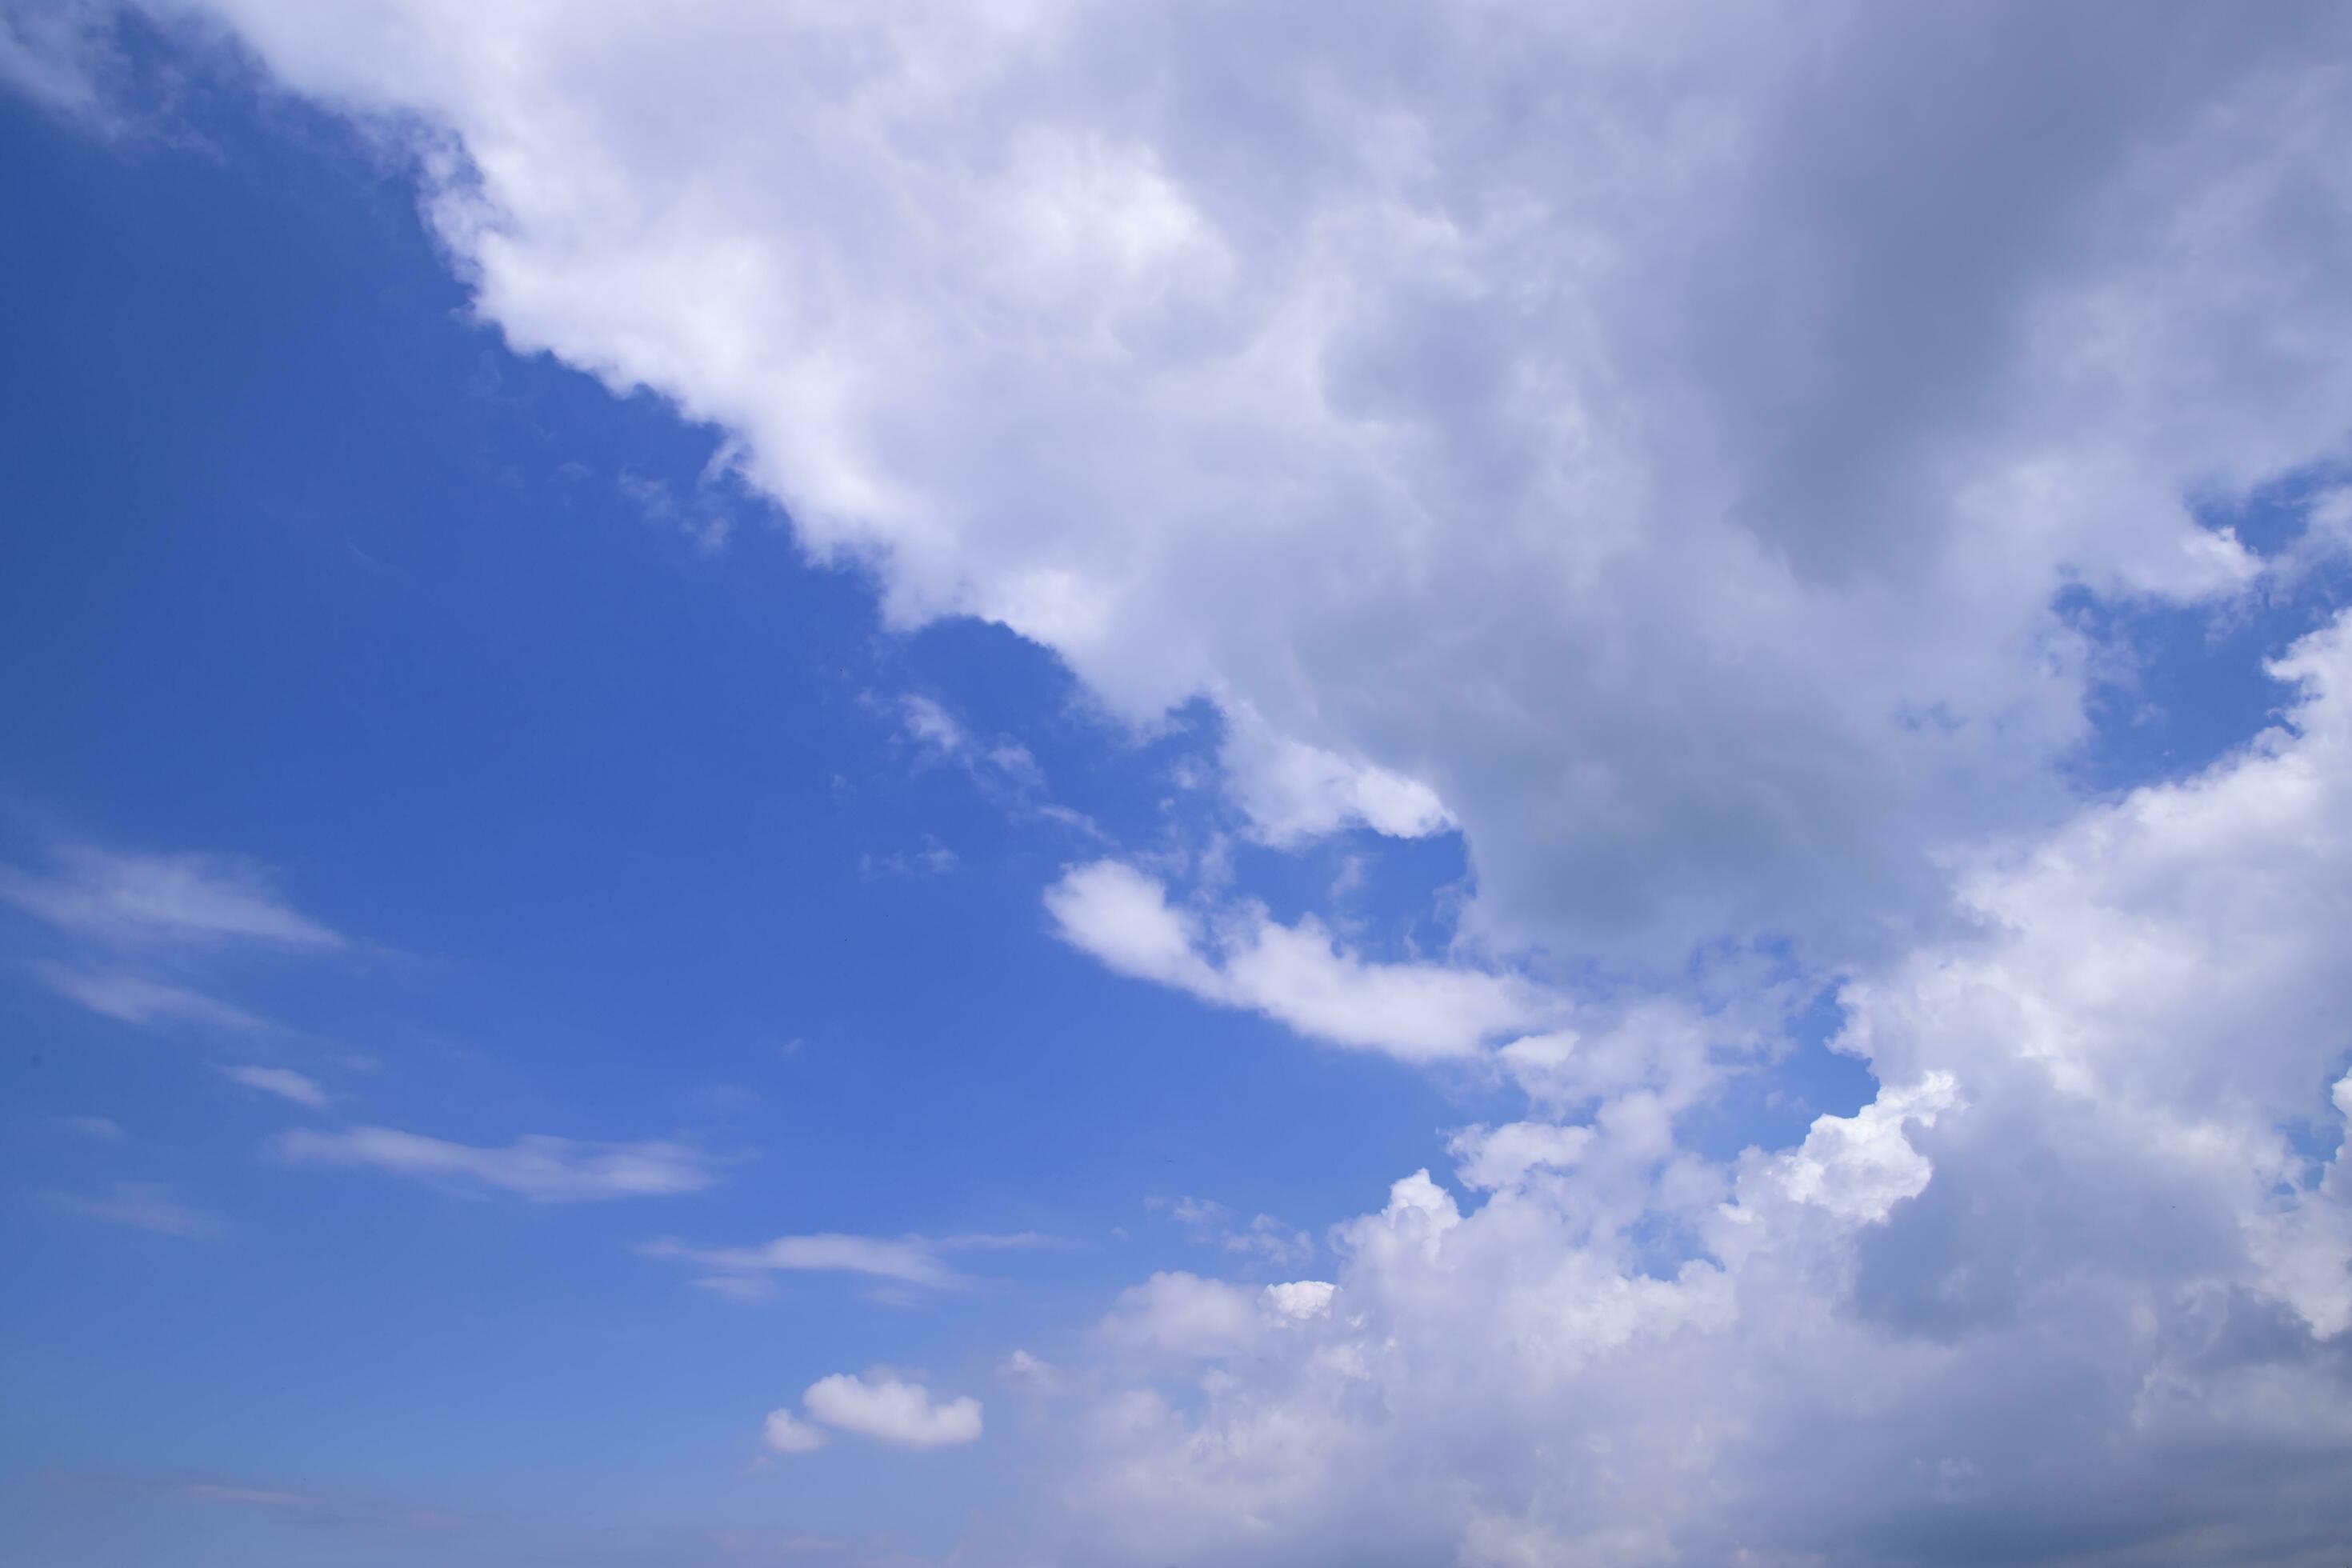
[9,1,2352,1562]
[792,1371,982,1450]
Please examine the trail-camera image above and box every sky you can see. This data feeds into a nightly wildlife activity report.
[2,3,2350,1565]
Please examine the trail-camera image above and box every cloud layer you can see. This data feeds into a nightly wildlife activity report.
[137,0,2352,963]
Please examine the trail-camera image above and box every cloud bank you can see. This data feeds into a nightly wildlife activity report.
[132,0,2352,964]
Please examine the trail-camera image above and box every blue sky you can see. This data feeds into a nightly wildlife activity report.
[0,53,1521,1558]
[4,6,2352,1566]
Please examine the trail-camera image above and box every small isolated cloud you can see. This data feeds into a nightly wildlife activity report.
[46,1181,222,1238]
[274,1126,721,1201]
[1046,861,1557,1062]
[798,1371,982,1449]
[218,1064,331,1111]
[0,844,343,950]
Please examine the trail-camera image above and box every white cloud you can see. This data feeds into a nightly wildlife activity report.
[794,1371,982,1450]
[1042,861,1218,994]
[1150,1195,1315,1269]
[1219,700,1452,845]
[1759,1070,1957,1224]
[25,962,271,1033]
[130,0,2352,959]
[892,691,1102,840]
[218,1063,332,1111]
[0,0,124,128]
[55,1114,124,1141]
[761,1408,828,1456]
[1034,611,2352,1565]
[616,468,733,554]
[1260,1280,1335,1322]
[1098,1271,1267,1362]
[1446,1121,1596,1193]
[644,1233,963,1292]
[998,1349,1072,1396]
[30,6,2352,1559]
[2,840,346,1038]
[0,843,342,950]
[46,1181,222,1238]
[646,1230,1052,1301]
[274,1126,720,1201]
[1046,859,1555,1061]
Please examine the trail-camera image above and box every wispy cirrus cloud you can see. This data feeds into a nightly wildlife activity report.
[2,838,348,1038]
[0,843,343,950]
[894,693,1108,843]
[22,960,273,1034]
[645,1228,1057,1300]
[218,1063,332,1111]
[45,1181,223,1238]
[273,1126,723,1202]
[54,1114,125,1142]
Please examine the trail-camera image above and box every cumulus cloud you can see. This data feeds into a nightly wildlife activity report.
[1046,859,1556,1061]
[274,1126,721,1201]
[1098,1271,1266,1362]
[1033,613,2352,1565]
[114,0,2352,960]
[789,1371,982,1450]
